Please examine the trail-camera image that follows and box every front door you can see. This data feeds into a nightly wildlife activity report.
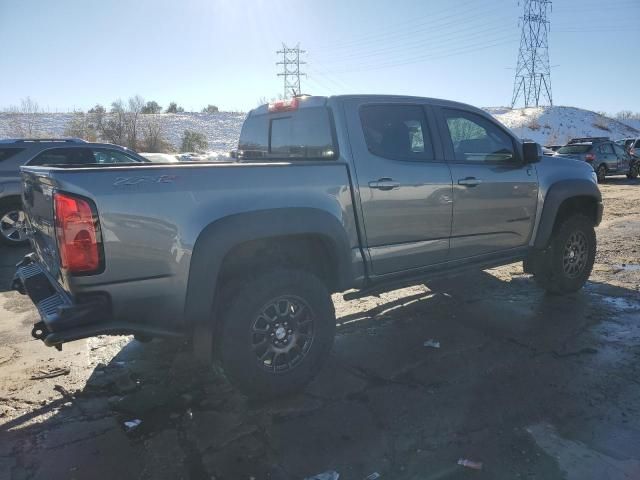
[346,101,453,276]
[437,107,539,259]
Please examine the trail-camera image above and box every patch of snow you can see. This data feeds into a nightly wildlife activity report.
[486,106,639,145]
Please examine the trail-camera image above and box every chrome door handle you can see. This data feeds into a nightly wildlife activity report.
[458,177,482,187]
[369,178,400,190]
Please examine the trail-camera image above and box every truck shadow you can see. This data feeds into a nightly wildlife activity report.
[0,245,29,292]
[2,270,640,479]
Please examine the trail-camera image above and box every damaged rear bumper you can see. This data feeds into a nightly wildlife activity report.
[12,254,183,348]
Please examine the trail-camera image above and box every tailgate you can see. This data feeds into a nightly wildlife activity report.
[20,169,63,284]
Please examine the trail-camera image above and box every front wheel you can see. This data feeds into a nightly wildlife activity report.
[218,269,336,398]
[627,163,639,179]
[596,165,607,183]
[532,215,596,294]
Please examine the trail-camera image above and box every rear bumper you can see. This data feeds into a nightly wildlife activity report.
[12,254,183,347]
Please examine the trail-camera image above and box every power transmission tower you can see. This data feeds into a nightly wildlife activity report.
[511,0,553,108]
[276,43,306,99]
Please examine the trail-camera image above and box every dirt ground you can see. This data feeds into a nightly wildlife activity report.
[1,178,639,480]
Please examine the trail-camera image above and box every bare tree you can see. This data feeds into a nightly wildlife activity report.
[100,99,128,145]
[126,95,145,149]
[64,110,98,141]
[616,110,634,120]
[6,97,41,137]
[140,115,172,152]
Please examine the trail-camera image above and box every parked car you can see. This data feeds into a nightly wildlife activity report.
[553,137,637,182]
[0,139,147,246]
[139,152,180,163]
[544,144,564,152]
[13,95,602,397]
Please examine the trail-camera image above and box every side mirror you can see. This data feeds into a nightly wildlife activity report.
[523,142,542,164]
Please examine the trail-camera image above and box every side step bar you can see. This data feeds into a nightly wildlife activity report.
[344,250,527,301]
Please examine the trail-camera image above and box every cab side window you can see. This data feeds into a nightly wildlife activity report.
[442,109,516,163]
[359,104,434,161]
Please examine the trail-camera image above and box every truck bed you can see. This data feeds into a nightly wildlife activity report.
[19,161,361,334]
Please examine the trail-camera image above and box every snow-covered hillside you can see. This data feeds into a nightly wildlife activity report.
[486,106,639,145]
[0,112,246,156]
[1,106,637,155]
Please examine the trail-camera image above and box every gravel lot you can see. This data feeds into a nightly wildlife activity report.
[1,178,639,480]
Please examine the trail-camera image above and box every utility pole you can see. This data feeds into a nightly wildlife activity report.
[276,43,306,99]
[511,0,553,108]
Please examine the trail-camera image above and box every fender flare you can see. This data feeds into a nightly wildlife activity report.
[185,207,354,360]
[533,179,602,249]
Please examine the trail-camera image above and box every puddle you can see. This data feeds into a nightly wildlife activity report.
[594,295,640,311]
[527,423,640,480]
[613,264,640,272]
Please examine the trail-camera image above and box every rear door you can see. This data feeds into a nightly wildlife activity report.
[435,107,539,259]
[596,143,618,171]
[345,100,453,275]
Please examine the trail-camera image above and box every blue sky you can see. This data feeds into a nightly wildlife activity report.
[0,0,637,113]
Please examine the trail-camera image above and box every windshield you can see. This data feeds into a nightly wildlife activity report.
[557,145,591,154]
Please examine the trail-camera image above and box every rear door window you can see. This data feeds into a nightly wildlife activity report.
[0,148,25,162]
[598,144,615,154]
[28,148,95,166]
[359,104,434,161]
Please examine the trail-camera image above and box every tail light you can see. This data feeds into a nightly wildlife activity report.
[54,192,103,274]
[585,153,596,162]
[268,97,299,112]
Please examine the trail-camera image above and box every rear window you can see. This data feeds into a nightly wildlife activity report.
[0,147,25,162]
[28,147,95,166]
[238,107,336,160]
[557,145,591,154]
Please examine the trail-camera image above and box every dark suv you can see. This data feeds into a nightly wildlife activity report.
[0,138,147,245]
[553,137,638,183]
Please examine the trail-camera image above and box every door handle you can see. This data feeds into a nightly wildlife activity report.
[369,178,400,190]
[458,177,482,187]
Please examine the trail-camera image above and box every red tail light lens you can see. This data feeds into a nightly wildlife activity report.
[54,192,103,274]
[585,153,596,162]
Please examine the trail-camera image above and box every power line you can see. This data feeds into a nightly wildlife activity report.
[276,43,306,99]
[511,0,553,108]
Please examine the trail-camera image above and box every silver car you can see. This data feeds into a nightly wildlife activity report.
[0,138,147,245]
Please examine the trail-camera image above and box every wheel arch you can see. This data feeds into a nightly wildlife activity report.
[185,207,354,360]
[533,179,602,249]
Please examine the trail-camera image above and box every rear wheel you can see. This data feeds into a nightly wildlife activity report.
[218,269,336,398]
[0,200,29,246]
[596,164,607,183]
[532,215,596,294]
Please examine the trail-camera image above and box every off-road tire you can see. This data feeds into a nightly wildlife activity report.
[219,269,335,398]
[596,164,607,183]
[532,215,596,294]
[0,199,29,247]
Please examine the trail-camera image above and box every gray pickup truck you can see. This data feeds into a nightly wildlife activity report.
[13,95,603,397]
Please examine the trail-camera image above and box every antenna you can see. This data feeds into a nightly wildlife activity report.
[511,0,553,108]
